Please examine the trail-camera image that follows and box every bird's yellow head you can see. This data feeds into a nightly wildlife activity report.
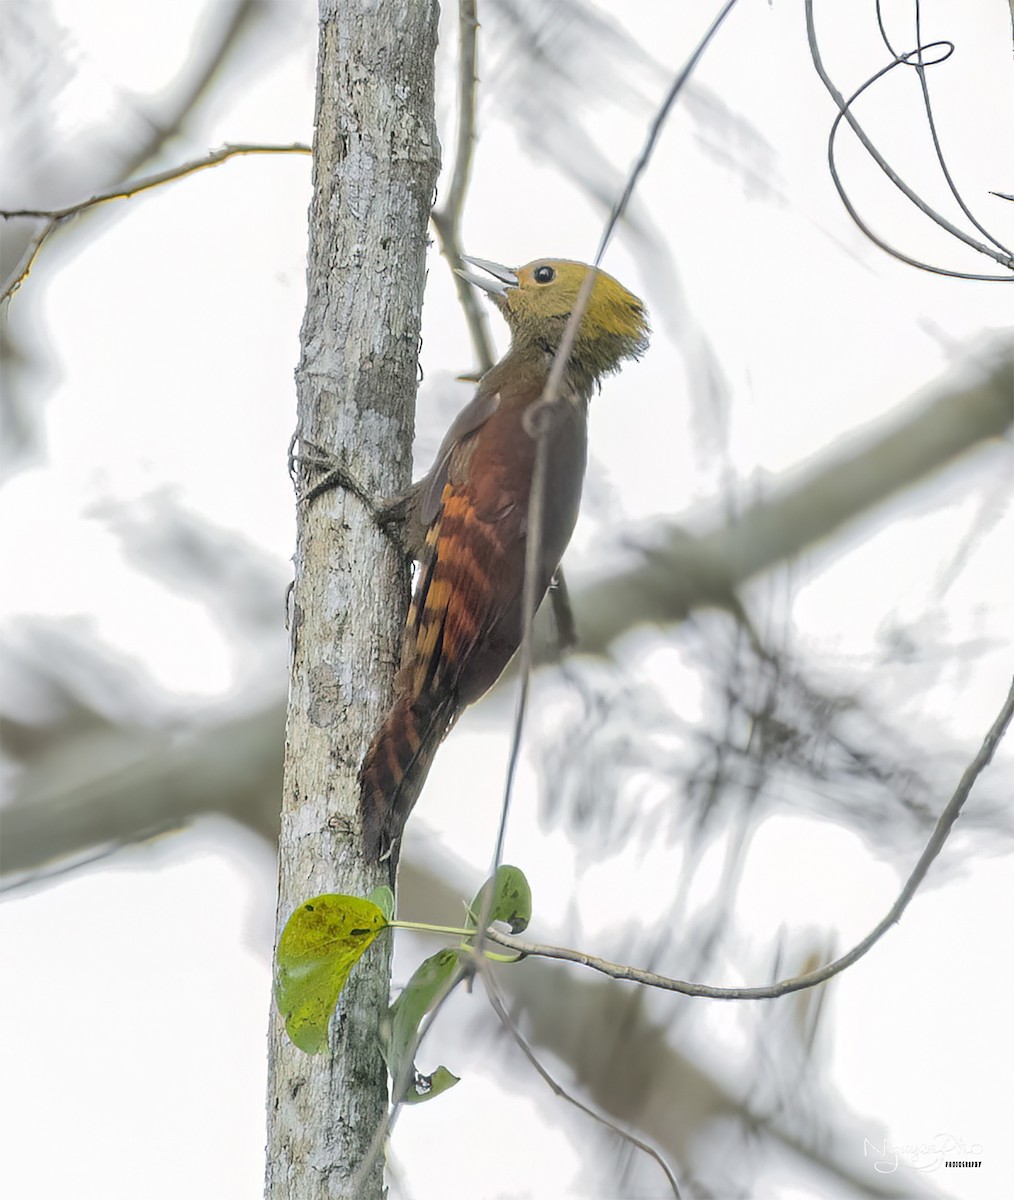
[459,256,650,388]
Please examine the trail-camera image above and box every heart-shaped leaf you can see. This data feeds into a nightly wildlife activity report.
[275,894,388,1054]
[467,865,532,934]
[383,948,461,1103]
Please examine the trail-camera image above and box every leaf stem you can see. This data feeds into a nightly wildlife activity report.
[387,920,474,938]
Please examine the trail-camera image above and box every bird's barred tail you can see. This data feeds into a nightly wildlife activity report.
[359,692,455,868]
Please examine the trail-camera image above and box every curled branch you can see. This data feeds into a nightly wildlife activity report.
[805,1,1014,281]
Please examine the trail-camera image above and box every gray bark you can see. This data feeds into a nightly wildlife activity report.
[264,3,440,1198]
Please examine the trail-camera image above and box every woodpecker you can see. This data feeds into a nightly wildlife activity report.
[359,257,650,864]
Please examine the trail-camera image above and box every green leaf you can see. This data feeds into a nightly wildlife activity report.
[402,1064,460,1105]
[368,885,395,921]
[467,864,532,934]
[383,948,461,1103]
[274,894,388,1054]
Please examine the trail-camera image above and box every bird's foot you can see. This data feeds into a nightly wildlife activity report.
[289,435,412,540]
[289,435,376,509]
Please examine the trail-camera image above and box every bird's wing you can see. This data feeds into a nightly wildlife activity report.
[417,386,502,525]
[360,402,520,859]
[404,483,516,702]
[403,408,524,704]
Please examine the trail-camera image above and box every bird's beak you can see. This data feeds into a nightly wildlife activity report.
[455,255,519,297]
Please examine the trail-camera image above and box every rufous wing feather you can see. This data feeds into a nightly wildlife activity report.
[359,472,520,863]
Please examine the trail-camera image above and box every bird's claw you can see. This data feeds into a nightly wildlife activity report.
[290,436,413,551]
[290,436,381,513]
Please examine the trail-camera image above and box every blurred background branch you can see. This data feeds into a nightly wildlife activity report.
[431,0,494,376]
[2,2,1010,1195]
[0,0,285,468]
[523,339,1012,664]
[3,338,1008,883]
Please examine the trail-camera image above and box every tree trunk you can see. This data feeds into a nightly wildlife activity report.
[265,2,439,1197]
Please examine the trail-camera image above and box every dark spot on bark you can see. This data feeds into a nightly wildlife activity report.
[327,813,352,834]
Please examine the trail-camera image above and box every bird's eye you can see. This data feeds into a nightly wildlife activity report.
[533,265,555,284]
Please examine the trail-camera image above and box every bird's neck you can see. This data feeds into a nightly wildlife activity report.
[494,335,599,404]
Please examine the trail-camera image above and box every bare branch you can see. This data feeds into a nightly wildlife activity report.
[484,676,1014,999]
[0,143,311,303]
[481,969,683,1198]
[593,0,739,263]
[3,0,266,311]
[1,226,52,307]
[480,0,741,942]
[430,0,494,374]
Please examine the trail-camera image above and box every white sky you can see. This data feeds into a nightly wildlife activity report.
[2,1,1012,1197]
